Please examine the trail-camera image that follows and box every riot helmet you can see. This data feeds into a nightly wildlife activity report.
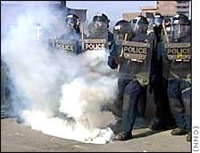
[88,13,109,38]
[113,20,133,43]
[92,13,110,28]
[171,14,190,40]
[130,15,149,34]
[65,14,80,33]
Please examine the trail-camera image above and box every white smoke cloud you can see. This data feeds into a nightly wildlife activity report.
[2,3,118,144]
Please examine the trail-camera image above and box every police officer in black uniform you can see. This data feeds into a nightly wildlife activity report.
[108,16,152,140]
[107,20,133,134]
[164,14,191,142]
[55,14,82,54]
[148,13,176,130]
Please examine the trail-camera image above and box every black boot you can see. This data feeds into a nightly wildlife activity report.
[186,132,191,142]
[115,131,132,141]
[149,120,177,131]
[171,127,188,135]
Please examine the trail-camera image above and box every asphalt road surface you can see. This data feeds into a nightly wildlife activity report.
[1,118,191,152]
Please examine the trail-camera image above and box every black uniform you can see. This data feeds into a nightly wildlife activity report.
[149,13,176,130]
[164,14,191,141]
[108,17,152,140]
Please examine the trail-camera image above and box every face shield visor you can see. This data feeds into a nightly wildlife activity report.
[65,17,80,30]
[88,21,107,36]
[171,19,190,39]
[131,18,148,33]
[113,25,133,43]
[92,16,108,26]
[93,21,107,31]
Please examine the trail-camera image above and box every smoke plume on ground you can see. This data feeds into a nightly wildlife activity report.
[1,4,118,144]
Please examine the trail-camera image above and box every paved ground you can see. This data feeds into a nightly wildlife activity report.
[1,118,191,152]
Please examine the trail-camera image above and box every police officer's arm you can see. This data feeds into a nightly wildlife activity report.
[108,31,114,50]
[107,41,119,69]
[77,41,82,54]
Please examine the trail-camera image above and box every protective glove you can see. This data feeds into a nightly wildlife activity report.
[108,56,118,69]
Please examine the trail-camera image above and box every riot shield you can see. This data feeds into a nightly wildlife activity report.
[165,43,191,62]
[162,25,191,79]
[51,38,78,53]
[122,41,150,62]
[119,40,152,86]
[164,41,191,79]
[83,39,107,52]
[83,21,108,52]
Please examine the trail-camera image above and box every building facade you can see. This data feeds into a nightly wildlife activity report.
[122,13,140,21]
[157,1,190,17]
[122,1,191,21]
[140,6,157,17]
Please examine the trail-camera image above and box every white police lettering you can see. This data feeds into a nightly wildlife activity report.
[123,46,148,55]
[56,43,74,51]
[123,45,148,62]
[166,47,191,61]
[167,48,191,55]
[85,43,106,50]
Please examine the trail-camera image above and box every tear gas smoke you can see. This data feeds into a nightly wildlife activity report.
[2,3,118,144]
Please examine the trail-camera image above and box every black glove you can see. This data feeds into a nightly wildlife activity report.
[108,56,118,69]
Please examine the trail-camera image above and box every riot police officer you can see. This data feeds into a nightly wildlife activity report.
[54,14,82,54]
[82,14,116,121]
[87,13,114,50]
[148,13,176,131]
[63,14,81,36]
[164,14,191,141]
[108,16,152,140]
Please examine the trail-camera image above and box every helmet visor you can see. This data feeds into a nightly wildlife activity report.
[88,21,107,33]
[93,16,107,24]
[65,17,79,28]
[113,31,132,43]
[171,22,190,39]
[131,19,148,33]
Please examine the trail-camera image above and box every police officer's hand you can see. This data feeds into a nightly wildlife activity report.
[115,56,123,65]
[108,56,118,69]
